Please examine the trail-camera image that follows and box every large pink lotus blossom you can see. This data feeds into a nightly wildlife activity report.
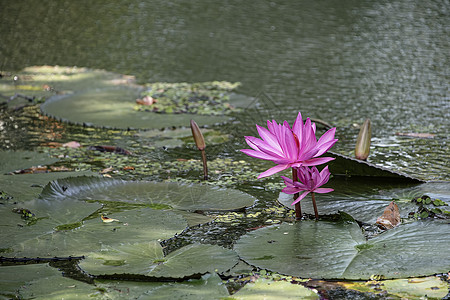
[241,112,337,178]
[281,166,334,205]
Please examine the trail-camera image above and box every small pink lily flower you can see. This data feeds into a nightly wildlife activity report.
[281,166,334,206]
[241,112,337,178]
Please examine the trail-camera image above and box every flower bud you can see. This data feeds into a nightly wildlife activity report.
[355,118,371,160]
[190,120,206,151]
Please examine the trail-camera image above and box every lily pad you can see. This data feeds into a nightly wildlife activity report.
[40,176,256,211]
[81,243,239,278]
[41,88,232,130]
[0,264,58,298]
[278,177,424,223]
[93,273,229,299]
[0,171,98,203]
[328,152,423,182]
[339,276,449,299]
[232,278,319,299]
[149,243,239,278]
[80,241,164,275]
[234,220,450,280]
[18,272,98,300]
[0,194,102,254]
[0,150,59,174]
[13,207,187,257]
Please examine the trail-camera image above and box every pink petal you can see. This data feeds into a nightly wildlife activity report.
[314,188,334,194]
[292,112,303,139]
[314,139,338,157]
[240,149,278,161]
[281,176,293,185]
[315,127,337,156]
[283,128,299,161]
[256,125,283,153]
[302,156,335,166]
[291,191,310,205]
[282,186,304,194]
[257,164,290,178]
[245,136,264,151]
[246,136,284,159]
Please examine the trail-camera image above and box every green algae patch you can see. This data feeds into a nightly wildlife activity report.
[136,81,241,115]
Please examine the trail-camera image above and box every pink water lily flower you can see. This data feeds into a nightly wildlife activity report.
[241,112,337,178]
[281,166,334,206]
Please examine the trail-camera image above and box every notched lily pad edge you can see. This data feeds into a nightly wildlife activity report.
[328,152,425,183]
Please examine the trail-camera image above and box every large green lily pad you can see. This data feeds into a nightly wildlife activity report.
[80,243,239,278]
[340,276,449,299]
[231,278,319,299]
[0,264,58,298]
[278,178,448,224]
[40,176,256,211]
[93,273,229,299]
[0,150,59,174]
[0,171,99,203]
[328,152,423,182]
[234,220,450,280]
[0,197,102,254]
[12,207,187,257]
[148,243,239,278]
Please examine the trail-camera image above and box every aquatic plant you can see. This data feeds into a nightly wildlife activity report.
[281,166,334,219]
[241,112,337,218]
[190,119,208,180]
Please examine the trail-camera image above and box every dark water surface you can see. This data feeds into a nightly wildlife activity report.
[1,0,448,180]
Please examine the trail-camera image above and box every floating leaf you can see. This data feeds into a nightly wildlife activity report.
[80,241,164,275]
[339,276,449,299]
[81,243,238,278]
[0,150,59,174]
[234,220,450,280]
[149,243,239,278]
[278,177,421,223]
[0,264,58,298]
[382,277,449,299]
[13,207,187,257]
[0,171,98,203]
[18,272,98,300]
[0,194,102,254]
[40,176,256,211]
[328,152,423,182]
[94,273,229,299]
[232,278,319,299]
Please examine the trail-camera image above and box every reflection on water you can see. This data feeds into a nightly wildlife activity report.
[0,0,448,180]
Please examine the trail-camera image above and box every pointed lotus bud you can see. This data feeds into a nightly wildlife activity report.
[355,118,371,160]
[190,120,206,151]
[190,119,208,180]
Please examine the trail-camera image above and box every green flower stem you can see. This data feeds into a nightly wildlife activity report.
[292,168,302,220]
[311,192,319,220]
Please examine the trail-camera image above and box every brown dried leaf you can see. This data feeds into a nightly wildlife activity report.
[376,201,401,230]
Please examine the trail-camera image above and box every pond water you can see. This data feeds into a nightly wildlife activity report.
[0,1,449,298]
[1,0,448,180]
